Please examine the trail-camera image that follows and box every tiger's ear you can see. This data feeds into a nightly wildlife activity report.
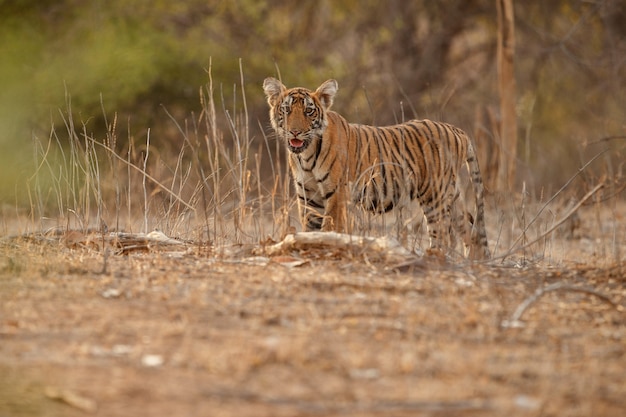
[263,77,286,107]
[315,79,338,110]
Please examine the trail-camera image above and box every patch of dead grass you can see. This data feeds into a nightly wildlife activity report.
[1,209,624,416]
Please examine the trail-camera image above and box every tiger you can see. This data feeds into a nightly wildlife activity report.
[263,77,491,260]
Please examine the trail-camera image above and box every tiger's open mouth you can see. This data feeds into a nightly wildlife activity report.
[288,138,309,153]
[290,138,305,148]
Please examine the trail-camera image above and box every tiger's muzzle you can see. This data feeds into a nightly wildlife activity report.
[286,132,311,154]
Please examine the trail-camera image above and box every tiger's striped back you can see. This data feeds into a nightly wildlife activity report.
[336,115,489,259]
[263,77,490,260]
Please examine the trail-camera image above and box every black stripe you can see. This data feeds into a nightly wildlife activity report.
[313,136,323,164]
[324,189,336,200]
[308,199,325,209]
[306,216,323,230]
[317,155,337,183]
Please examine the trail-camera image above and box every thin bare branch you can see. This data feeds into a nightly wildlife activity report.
[502,281,621,328]
[496,182,604,261]
[503,150,608,256]
[83,135,195,212]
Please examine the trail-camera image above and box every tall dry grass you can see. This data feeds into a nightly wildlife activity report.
[26,64,295,248]
[21,66,625,267]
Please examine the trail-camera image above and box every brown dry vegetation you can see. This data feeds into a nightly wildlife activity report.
[2,53,625,417]
[1,61,624,417]
[1,199,625,417]
[2,3,625,415]
[2,1,626,199]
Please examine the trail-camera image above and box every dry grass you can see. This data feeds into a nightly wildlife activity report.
[1,68,625,416]
[1,212,624,416]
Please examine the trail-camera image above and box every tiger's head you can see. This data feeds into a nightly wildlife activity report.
[263,78,338,154]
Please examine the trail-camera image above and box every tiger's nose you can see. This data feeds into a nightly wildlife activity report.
[290,130,301,137]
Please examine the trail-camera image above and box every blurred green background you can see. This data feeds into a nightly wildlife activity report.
[1,0,624,206]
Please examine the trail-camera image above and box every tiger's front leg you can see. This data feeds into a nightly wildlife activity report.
[295,184,325,231]
[301,206,324,231]
[321,184,348,232]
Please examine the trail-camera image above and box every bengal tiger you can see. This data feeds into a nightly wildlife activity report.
[263,77,490,260]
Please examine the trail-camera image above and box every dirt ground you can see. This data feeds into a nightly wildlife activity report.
[1,204,625,417]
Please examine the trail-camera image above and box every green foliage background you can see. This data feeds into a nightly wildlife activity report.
[1,0,624,205]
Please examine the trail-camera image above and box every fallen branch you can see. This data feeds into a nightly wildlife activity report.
[45,386,97,413]
[502,281,621,328]
[257,232,416,263]
[4,229,189,255]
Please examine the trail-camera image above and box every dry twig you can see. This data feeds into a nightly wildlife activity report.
[44,386,97,413]
[497,182,604,261]
[502,281,621,328]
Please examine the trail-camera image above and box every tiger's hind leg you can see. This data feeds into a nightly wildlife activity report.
[421,183,472,258]
[421,192,455,257]
[450,192,490,260]
[449,186,474,258]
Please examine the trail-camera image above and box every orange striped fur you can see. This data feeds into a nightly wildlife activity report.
[264,78,490,260]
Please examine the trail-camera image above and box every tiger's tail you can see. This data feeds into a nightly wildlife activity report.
[465,140,491,260]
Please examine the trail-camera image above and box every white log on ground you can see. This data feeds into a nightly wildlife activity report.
[260,232,418,263]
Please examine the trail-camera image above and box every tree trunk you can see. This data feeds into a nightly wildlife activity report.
[496,0,517,191]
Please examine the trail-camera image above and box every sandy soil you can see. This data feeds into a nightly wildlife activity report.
[1,203,625,417]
